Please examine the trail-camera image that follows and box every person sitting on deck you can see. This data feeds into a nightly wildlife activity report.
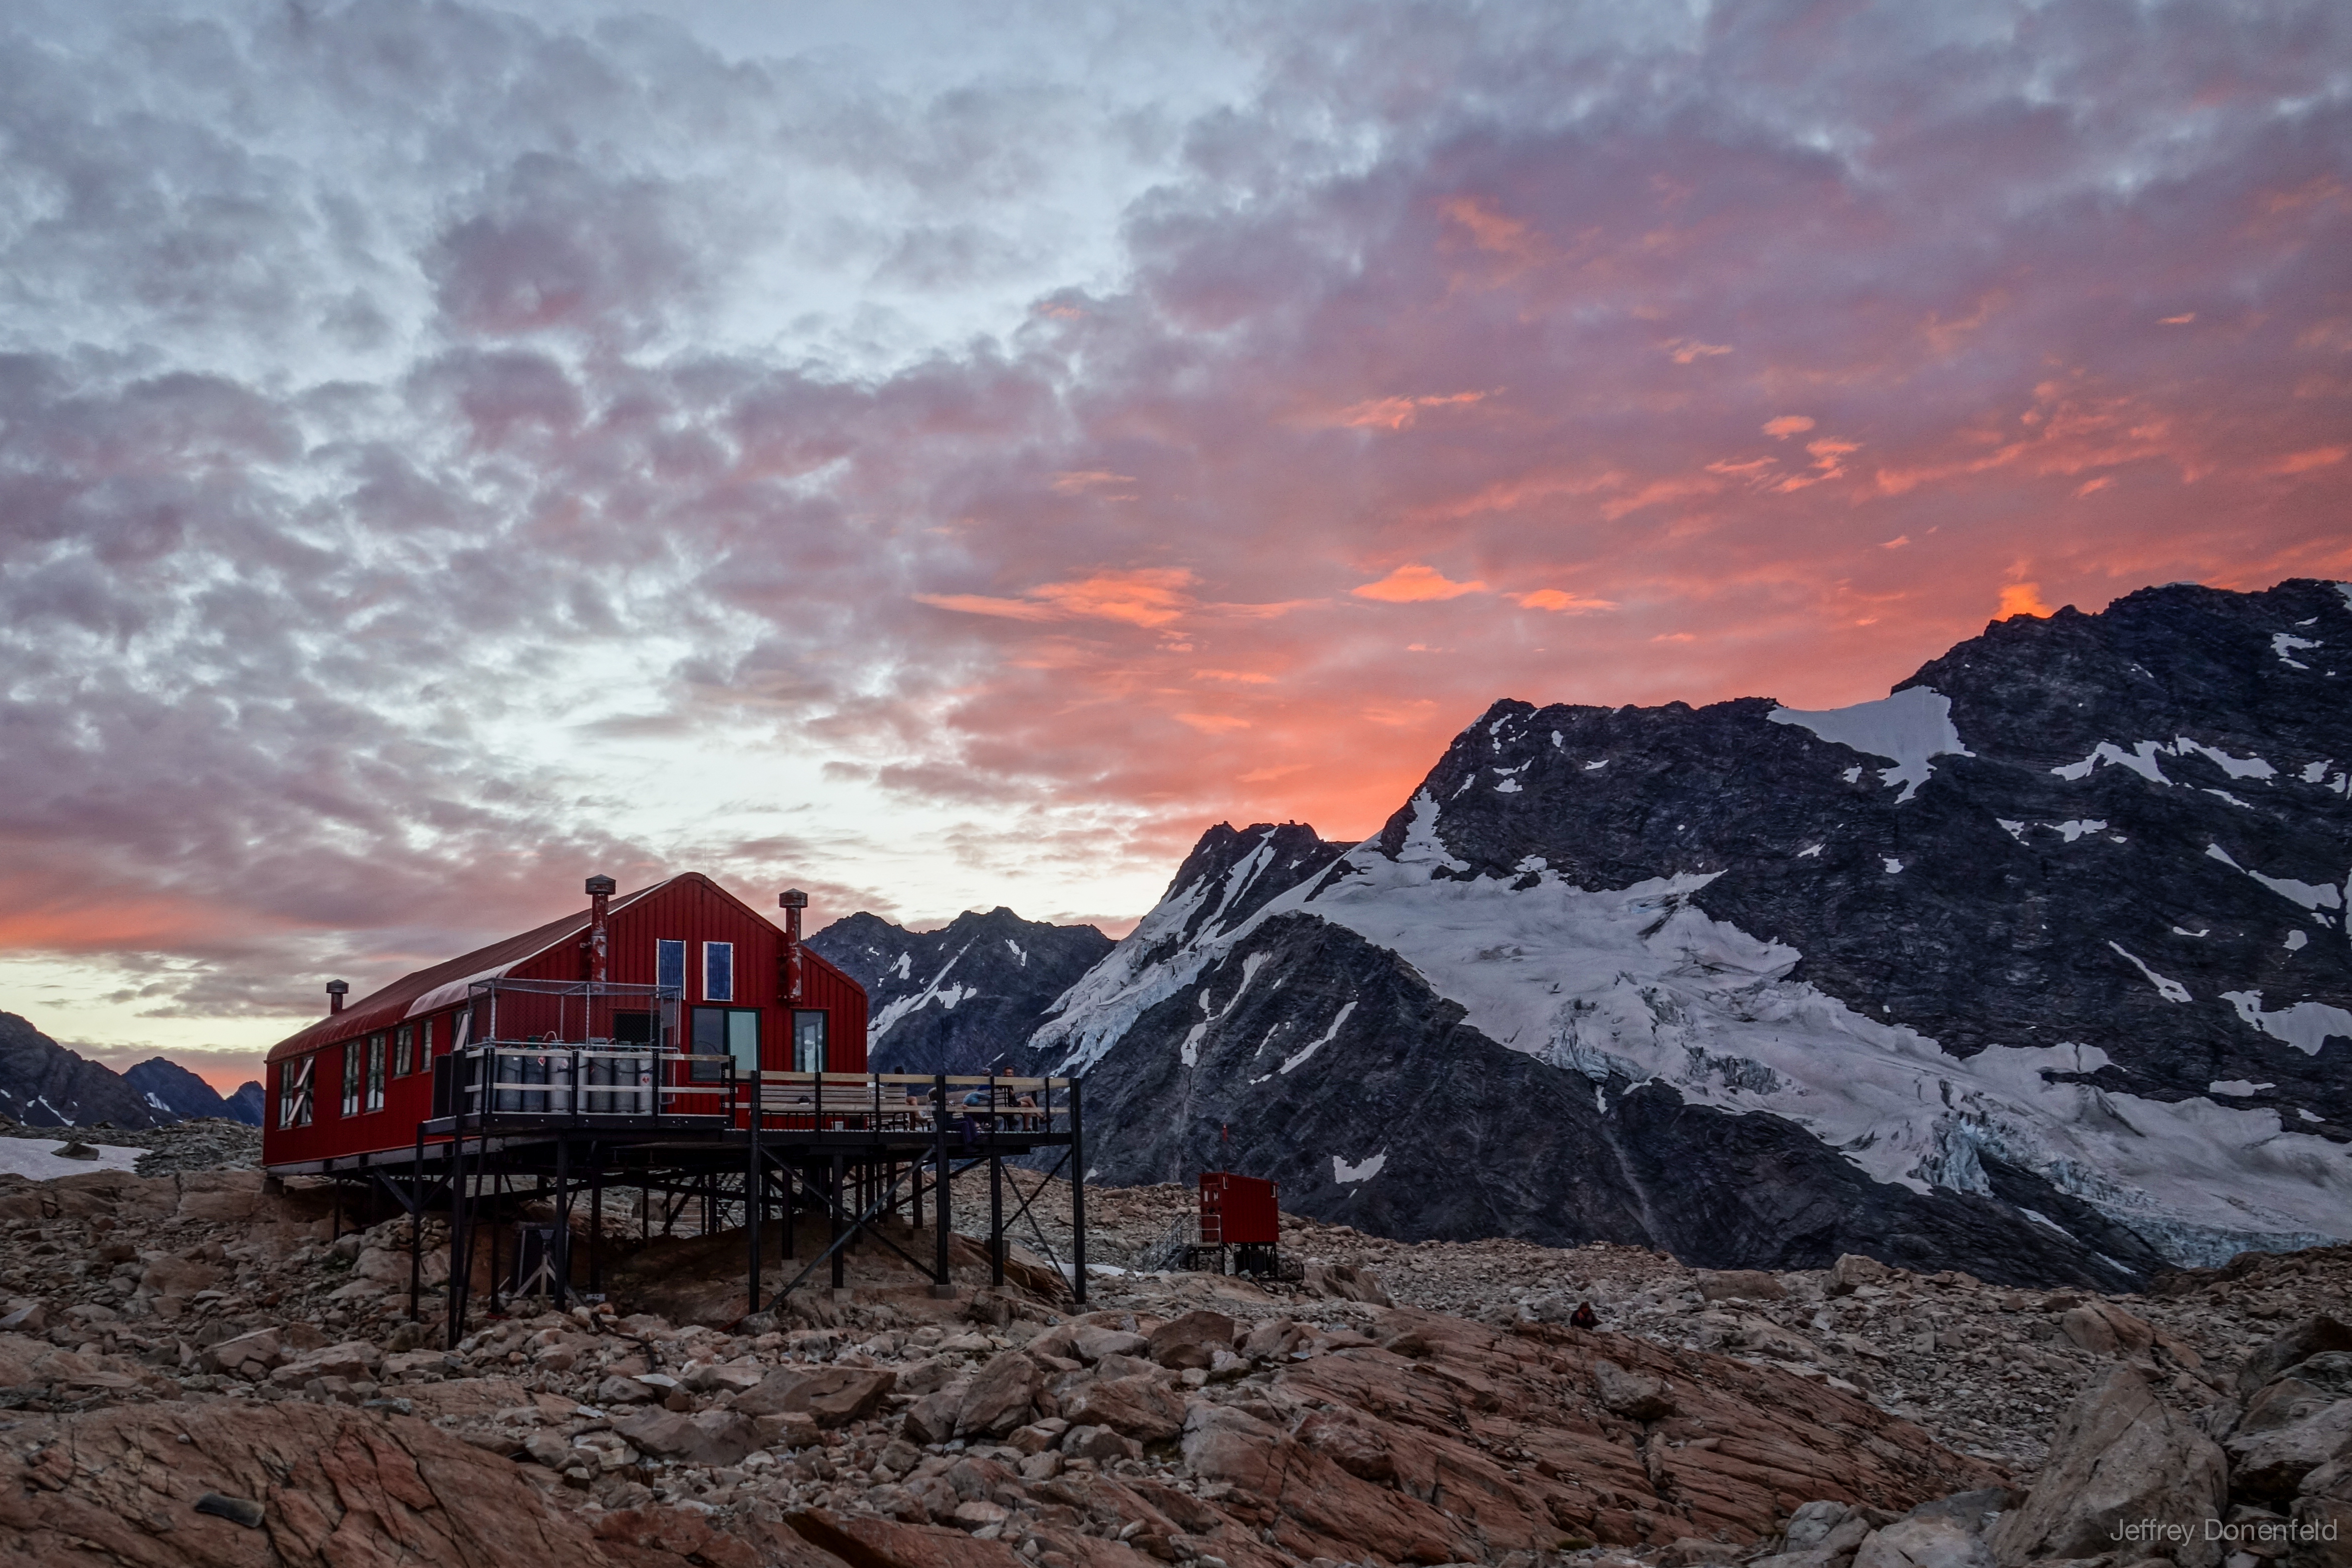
[1014,1091,1039,1130]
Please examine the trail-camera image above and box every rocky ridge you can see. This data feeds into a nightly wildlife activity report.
[812,908,1116,1075]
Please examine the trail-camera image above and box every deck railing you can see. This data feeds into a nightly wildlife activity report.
[439,1049,1073,1134]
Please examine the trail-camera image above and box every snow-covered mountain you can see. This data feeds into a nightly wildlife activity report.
[809,907,1113,1074]
[1018,579,2352,1287]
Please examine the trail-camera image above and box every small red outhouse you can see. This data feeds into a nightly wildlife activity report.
[261,873,868,1171]
[1199,1171,1279,1247]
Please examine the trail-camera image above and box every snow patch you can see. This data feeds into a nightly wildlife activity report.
[1332,1149,1388,1184]
[1279,1001,1358,1074]
[2109,943,2191,1003]
[2207,843,2345,909]
[1797,844,1823,858]
[2052,740,2174,786]
[2221,991,2352,1056]
[1769,686,1971,803]
[0,1140,144,1181]
[1883,858,1905,874]
[2273,632,2320,668]
[2286,930,2309,952]
[2175,738,2275,780]
[2208,1080,2275,1097]
[2303,759,2333,784]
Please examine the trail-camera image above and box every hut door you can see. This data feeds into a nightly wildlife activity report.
[793,1011,827,1073]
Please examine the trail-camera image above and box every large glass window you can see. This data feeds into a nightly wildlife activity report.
[690,1007,758,1081]
[656,939,685,996]
[702,941,734,1002]
[393,1023,414,1077]
[341,1041,362,1117]
[366,1034,387,1111]
[793,1011,827,1073]
[280,1056,314,1129]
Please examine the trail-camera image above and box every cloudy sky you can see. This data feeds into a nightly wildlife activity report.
[1,0,2346,1090]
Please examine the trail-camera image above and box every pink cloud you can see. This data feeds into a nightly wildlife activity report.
[1351,564,1488,602]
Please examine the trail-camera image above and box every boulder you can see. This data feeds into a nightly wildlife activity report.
[199,1327,286,1378]
[1698,1270,1786,1303]
[953,1352,1040,1439]
[2242,1318,2352,1398]
[1786,1501,1856,1551]
[2288,1458,2352,1568]
[1068,1325,1149,1364]
[2226,1400,2352,1505]
[1592,1358,1676,1421]
[2060,1301,2157,1357]
[173,1170,268,1223]
[1854,1516,1994,1568]
[268,1340,384,1387]
[1145,1310,1238,1371]
[1059,1424,1139,1463]
[904,1390,962,1446]
[1303,1263,1394,1306]
[1828,1255,1893,1296]
[1990,1364,2225,1568]
[134,1257,218,1299]
[735,1366,897,1429]
[1059,1374,1185,1445]
[613,1407,760,1467]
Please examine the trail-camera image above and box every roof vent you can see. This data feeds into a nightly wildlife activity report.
[327,980,349,1015]
[585,874,617,896]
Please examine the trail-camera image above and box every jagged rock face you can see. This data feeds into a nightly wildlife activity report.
[121,1057,243,1124]
[1394,579,2352,1128]
[809,907,1113,1074]
[0,1012,168,1129]
[1033,581,2352,1278]
[223,1081,265,1126]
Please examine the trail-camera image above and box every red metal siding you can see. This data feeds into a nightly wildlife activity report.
[260,873,870,1169]
[1200,1172,1280,1246]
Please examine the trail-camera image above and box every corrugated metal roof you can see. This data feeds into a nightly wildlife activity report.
[264,877,678,1064]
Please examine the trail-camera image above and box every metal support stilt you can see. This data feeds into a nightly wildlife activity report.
[933,1072,952,1296]
[1071,1076,1087,1305]
[829,1150,846,1291]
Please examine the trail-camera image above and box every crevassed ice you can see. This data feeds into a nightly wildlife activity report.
[1769,686,1971,803]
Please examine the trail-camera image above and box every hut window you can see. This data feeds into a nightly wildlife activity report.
[394,1024,415,1077]
[793,1011,827,1073]
[656,939,685,996]
[341,1042,362,1117]
[366,1034,387,1111]
[279,1057,314,1129]
[702,941,734,1003]
[420,1017,435,1063]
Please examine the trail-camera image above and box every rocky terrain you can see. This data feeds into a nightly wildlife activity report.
[0,1141,2342,1568]
[813,908,1116,1076]
[994,581,2352,1285]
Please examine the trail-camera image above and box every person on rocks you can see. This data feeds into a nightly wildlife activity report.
[1570,1301,1599,1329]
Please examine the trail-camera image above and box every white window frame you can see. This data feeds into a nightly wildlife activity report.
[341,1041,362,1117]
[280,1056,314,1129]
[366,1034,386,1112]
